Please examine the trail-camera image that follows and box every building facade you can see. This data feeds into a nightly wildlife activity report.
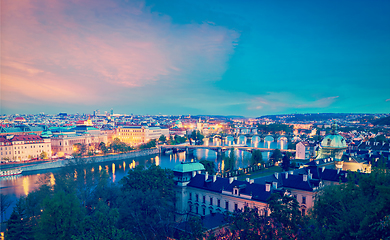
[116,126,169,146]
[0,134,52,161]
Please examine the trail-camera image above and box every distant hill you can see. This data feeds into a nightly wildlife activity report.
[372,116,390,126]
[257,113,355,122]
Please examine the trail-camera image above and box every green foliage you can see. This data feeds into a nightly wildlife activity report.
[257,123,292,134]
[98,142,108,154]
[281,154,290,171]
[73,201,135,240]
[158,134,167,142]
[310,168,390,240]
[119,165,176,239]
[1,194,12,224]
[187,216,205,240]
[190,130,204,145]
[287,142,297,150]
[168,135,187,145]
[35,191,85,240]
[111,138,133,152]
[223,149,235,172]
[270,149,282,165]
[138,139,156,149]
[250,150,264,166]
[200,160,216,175]
[39,151,48,159]
[6,197,33,240]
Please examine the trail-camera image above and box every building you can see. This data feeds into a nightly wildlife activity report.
[116,126,169,146]
[316,123,348,169]
[50,126,108,157]
[296,141,317,160]
[0,134,52,162]
[173,162,351,222]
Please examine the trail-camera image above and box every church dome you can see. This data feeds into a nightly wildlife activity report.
[320,122,347,149]
[321,134,347,148]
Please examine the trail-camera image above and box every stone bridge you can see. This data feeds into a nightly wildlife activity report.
[159,144,295,155]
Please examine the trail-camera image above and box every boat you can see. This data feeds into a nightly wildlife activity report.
[0,168,23,177]
[164,149,173,154]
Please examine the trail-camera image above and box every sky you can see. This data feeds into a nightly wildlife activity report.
[1,0,390,117]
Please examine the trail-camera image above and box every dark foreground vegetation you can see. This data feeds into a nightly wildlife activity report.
[3,158,390,240]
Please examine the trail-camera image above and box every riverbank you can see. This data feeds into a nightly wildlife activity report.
[20,148,160,172]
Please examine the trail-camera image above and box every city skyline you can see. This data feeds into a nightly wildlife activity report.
[2,0,390,117]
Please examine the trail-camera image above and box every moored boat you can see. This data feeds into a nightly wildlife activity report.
[0,168,23,177]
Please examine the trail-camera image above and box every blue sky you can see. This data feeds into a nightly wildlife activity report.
[1,0,389,116]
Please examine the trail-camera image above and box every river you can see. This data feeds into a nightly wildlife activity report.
[0,139,287,224]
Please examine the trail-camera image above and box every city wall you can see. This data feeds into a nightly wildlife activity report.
[21,148,160,172]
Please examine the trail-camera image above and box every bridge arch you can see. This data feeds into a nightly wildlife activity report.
[264,135,274,142]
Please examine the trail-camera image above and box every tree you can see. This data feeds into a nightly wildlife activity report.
[74,201,135,240]
[190,130,204,145]
[281,154,290,171]
[0,194,12,224]
[267,192,304,239]
[98,142,108,154]
[310,168,390,240]
[158,134,167,142]
[6,197,33,240]
[250,150,264,166]
[118,165,176,239]
[35,191,85,240]
[270,149,282,165]
[224,149,235,172]
[200,160,216,175]
[40,151,48,159]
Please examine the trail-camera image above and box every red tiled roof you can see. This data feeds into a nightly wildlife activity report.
[11,135,43,141]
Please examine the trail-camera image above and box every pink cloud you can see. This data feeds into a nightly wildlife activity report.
[248,93,339,111]
[1,0,239,106]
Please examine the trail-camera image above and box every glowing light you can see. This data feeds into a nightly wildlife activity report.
[91,167,94,172]
[23,176,30,196]
[50,173,55,187]
[123,161,126,171]
[99,165,102,171]
[112,163,115,175]
[155,156,160,166]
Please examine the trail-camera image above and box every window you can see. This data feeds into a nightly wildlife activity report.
[196,194,198,202]
[294,195,297,199]
[196,207,198,214]
[235,203,238,211]
[203,196,206,203]
[189,193,192,200]
[302,209,306,216]
[302,196,306,204]
[203,208,206,215]
[225,201,229,210]
[189,205,192,212]
[210,197,213,205]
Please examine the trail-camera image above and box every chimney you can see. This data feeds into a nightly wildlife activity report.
[309,173,313,179]
[213,175,217,182]
[272,182,278,189]
[265,183,271,192]
[192,171,197,177]
[274,172,279,179]
[303,174,308,182]
[249,179,254,184]
[322,166,325,172]
[289,170,294,175]
[337,169,340,174]
[229,177,234,184]
[205,172,208,181]
[345,173,348,178]
[285,172,288,179]
[234,176,238,180]
[246,178,250,182]
[198,170,201,174]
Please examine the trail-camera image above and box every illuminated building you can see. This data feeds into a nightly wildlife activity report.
[0,134,52,161]
[116,126,169,146]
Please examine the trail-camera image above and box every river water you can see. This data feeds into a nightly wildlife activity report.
[0,140,287,223]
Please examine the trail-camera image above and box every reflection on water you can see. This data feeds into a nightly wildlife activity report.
[0,140,287,222]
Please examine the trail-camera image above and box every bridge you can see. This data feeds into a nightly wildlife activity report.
[208,133,294,143]
[159,144,295,154]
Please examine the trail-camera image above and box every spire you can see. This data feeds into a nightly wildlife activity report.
[331,121,338,135]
